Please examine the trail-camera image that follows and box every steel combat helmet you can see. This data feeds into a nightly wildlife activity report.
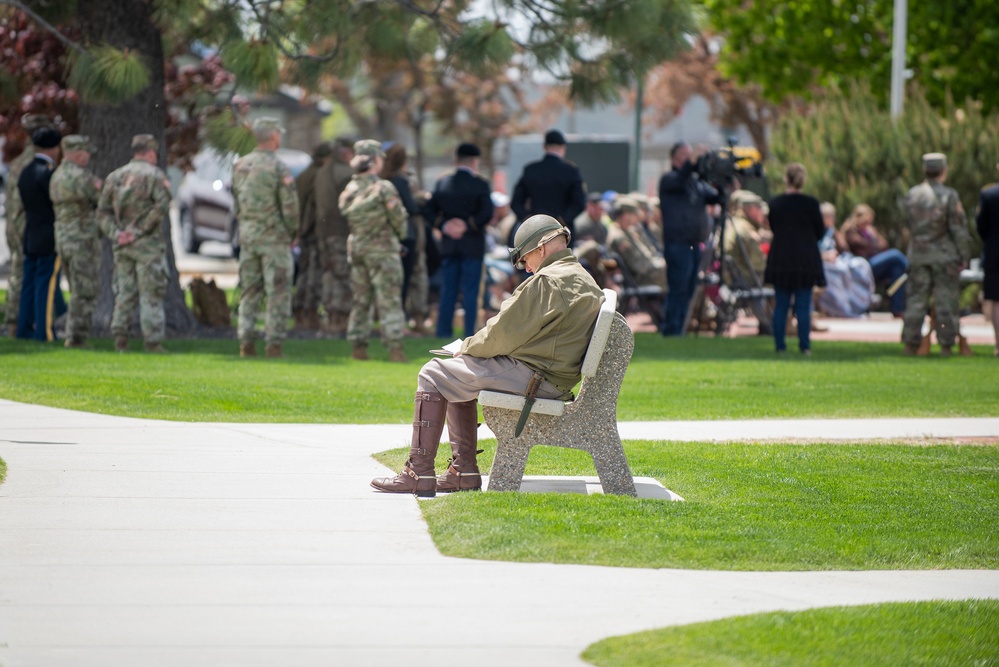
[509,214,570,270]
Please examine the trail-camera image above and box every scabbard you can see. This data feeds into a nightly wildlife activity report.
[514,371,545,437]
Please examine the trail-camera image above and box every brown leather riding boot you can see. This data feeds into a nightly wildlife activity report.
[436,399,483,493]
[371,391,447,497]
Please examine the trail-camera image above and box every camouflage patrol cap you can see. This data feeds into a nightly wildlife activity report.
[252,117,285,134]
[131,134,159,153]
[922,152,947,170]
[21,113,52,132]
[62,134,94,153]
[730,189,764,209]
[614,196,640,215]
[353,139,384,158]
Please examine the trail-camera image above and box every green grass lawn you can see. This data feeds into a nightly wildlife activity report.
[582,599,999,667]
[0,335,994,422]
[2,304,996,661]
[375,440,999,571]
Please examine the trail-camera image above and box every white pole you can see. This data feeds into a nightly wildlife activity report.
[890,0,907,117]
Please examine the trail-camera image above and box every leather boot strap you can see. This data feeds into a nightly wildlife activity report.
[448,464,481,478]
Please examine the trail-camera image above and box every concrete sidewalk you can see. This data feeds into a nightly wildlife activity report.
[1,400,997,667]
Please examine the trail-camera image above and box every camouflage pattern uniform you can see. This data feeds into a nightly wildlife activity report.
[338,140,407,350]
[901,154,974,348]
[315,152,354,326]
[723,213,767,286]
[291,145,330,320]
[405,172,430,324]
[97,136,172,345]
[606,198,666,291]
[232,125,299,346]
[49,135,102,343]
[4,114,51,333]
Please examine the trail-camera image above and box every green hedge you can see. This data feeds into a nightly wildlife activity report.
[768,84,995,250]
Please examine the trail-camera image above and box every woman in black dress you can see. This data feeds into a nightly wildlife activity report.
[765,163,826,354]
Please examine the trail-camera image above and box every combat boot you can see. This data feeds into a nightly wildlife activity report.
[114,335,129,353]
[265,343,283,358]
[436,399,483,493]
[240,341,257,357]
[304,309,321,331]
[409,316,429,336]
[939,345,952,358]
[388,344,408,363]
[958,335,974,357]
[371,391,447,497]
[903,343,919,356]
[64,337,88,349]
[325,311,348,337]
[144,342,168,354]
[292,309,306,331]
[351,343,368,360]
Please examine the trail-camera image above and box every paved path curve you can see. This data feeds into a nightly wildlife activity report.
[1,399,997,667]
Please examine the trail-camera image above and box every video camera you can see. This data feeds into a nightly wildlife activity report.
[694,140,764,190]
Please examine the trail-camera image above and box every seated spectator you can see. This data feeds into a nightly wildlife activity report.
[483,191,520,309]
[574,191,611,245]
[723,190,768,286]
[630,192,664,254]
[840,203,909,317]
[606,196,666,291]
[815,201,875,318]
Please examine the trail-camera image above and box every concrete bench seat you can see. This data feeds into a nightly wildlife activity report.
[479,288,637,497]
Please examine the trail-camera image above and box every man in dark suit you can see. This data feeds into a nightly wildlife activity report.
[658,141,721,336]
[16,127,67,341]
[976,163,999,355]
[423,142,493,338]
[510,129,586,243]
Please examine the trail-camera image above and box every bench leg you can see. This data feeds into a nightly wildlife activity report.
[590,434,637,497]
[487,438,531,492]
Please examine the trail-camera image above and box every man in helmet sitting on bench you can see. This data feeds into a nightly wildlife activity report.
[371,214,605,497]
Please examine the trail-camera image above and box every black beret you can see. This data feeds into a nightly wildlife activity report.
[544,129,566,145]
[31,127,62,149]
[456,142,481,158]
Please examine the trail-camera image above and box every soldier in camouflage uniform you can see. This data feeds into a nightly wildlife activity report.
[49,135,102,348]
[232,117,300,358]
[606,197,666,291]
[97,134,172,353]
[338,139,408,362]
[314,138,355,335]
[291,141,333,331]
[4,113,52,336]
[901,152,975,356]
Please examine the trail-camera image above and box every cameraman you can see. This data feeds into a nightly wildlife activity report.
[658,142,721,336]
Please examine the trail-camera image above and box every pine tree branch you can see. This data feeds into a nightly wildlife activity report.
[243,0,342,63]
[0,0,87,54]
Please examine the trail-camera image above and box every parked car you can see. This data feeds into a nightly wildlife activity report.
[176,148,312,256]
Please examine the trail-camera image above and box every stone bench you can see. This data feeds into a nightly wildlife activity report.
[479,289,637,496]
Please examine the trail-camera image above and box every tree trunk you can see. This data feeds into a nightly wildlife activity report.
[78,0,195,338]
